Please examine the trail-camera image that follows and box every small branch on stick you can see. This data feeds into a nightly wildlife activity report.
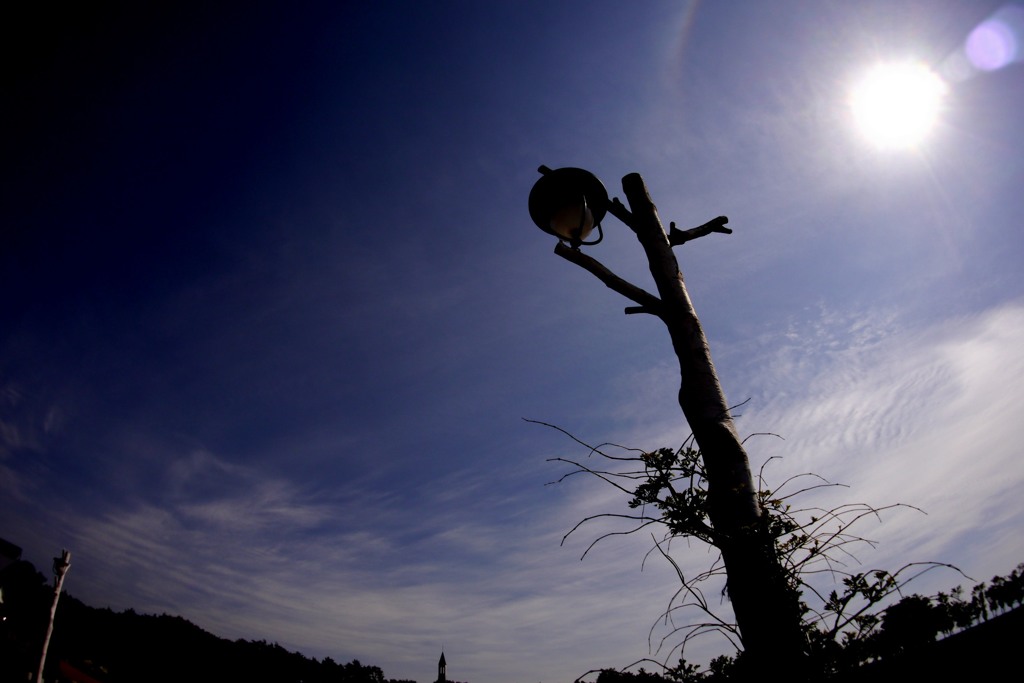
[606,197,635,230]
[625,306,660,316]
[669,216,732,247]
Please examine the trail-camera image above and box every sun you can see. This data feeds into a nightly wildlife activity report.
[850,62,948,149]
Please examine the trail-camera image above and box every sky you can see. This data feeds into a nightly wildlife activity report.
[2,1,1023,681]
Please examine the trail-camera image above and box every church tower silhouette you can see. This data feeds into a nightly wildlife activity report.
[436,651,447,683]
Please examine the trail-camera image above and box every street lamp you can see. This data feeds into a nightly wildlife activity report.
[527,165,608,248]
[527,165,807,676]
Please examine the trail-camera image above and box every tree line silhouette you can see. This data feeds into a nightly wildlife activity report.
[585,561,1023,683]
[676,563,1024,681]
[0,557,419,683]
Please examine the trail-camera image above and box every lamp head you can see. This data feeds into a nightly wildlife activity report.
[528,166,608,247]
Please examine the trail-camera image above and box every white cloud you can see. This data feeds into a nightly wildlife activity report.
[729,300,1024,586]
[7,301,1024,683]
[537,299,1024,671]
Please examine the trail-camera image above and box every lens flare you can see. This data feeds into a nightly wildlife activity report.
[967,6,1024,71]
[940,5,1024,82]
[967,21,1017,71]
[850,62,948,150]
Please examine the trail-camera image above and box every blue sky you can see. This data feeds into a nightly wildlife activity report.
[2,1,1023,681]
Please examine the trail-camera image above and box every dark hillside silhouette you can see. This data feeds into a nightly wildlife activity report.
[3,546,1020,682]
[0,556,418,683]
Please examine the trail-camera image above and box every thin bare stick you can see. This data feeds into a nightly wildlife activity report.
[669,215,733,246]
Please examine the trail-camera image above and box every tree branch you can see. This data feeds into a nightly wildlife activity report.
[553,241,664,316]
[669,216,732,246]
[606,197,635,229]
[625,305,660,316]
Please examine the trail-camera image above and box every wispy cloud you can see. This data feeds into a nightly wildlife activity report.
[6,300,1023,683]
[725,300,1024,580]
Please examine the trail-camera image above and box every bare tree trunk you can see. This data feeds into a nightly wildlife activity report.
[36,549,71,683]
[616,174,806,676]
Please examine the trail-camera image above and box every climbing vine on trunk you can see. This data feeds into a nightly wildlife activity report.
[531,419,964,680]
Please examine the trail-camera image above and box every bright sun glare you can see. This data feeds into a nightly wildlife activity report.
[850,62,948,149]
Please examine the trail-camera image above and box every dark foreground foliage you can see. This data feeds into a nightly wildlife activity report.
[588,598,1023,683]
[0,558,418,683]
[670,565,1024,682]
